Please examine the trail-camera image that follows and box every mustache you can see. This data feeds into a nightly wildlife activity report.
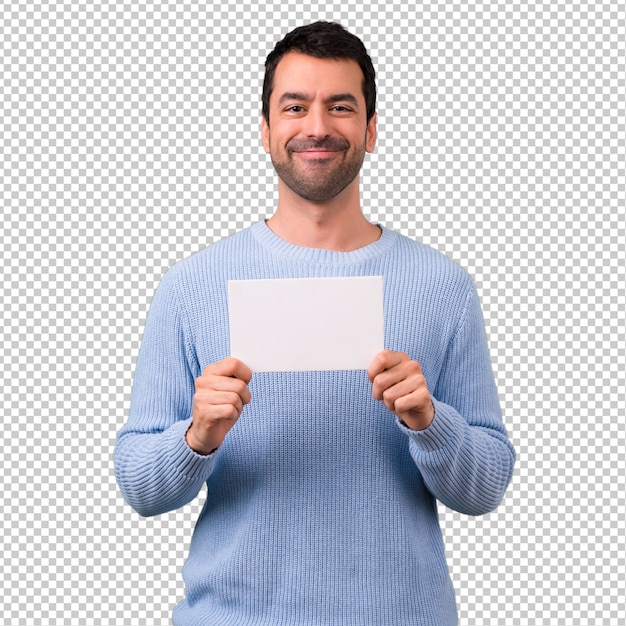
[287,137,350,152]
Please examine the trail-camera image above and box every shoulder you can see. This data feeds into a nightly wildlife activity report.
[160,224,259,285]
[387,229,474,291]
[144,225,260,320]
[177,225,256,270]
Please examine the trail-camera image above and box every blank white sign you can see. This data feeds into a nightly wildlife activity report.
[228,276,384,372]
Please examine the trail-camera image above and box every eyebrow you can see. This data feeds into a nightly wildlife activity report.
[277,91,360,107]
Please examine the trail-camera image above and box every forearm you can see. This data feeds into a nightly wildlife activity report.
[114,418,216,517]
[401,399,516,516]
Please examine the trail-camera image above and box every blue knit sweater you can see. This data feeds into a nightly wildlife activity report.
[114,220,515,626]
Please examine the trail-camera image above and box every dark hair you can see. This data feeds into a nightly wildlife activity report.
[262,21,376,124]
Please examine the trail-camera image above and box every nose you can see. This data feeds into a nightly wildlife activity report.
[303,105,332,139]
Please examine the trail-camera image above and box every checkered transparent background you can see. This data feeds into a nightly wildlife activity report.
[2,1,625,624]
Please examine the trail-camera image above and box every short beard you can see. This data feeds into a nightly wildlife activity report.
[270,136,367,203]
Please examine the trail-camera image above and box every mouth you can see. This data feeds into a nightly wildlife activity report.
[287,138,350,159]
[294,150,340,159]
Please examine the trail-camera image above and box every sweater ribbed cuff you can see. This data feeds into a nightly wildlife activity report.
[396,399,461,453]
[166,418,218,481]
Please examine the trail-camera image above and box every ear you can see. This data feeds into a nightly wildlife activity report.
[365,112,377,153]
[261,114,270,153]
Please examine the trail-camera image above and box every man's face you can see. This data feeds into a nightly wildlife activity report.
[262,52,377,203]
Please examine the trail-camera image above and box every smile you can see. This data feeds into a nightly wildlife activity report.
[294,150,341,159]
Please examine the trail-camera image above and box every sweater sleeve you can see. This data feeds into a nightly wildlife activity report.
[113,268,217,517]
[399,284,516,516]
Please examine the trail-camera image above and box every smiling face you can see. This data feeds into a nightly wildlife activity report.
[262,52,377,204]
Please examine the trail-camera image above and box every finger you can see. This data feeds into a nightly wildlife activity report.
[204,357,252,383]
[229,358,253,384]
[196,378,252,410]
[372,360,421,400]
[392,388,432,416]
[367,350,406,381]
[197,389,246,409]
[204,402,243,422]
[193,393,244,423]
[380,376,422,407]
[383,381,431,414]
[197,366,251,391]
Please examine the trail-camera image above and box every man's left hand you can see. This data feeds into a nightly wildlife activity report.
[368,350,435,431]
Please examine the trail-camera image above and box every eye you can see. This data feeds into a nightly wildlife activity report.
[331,105,353,113]
[285,105,305,113]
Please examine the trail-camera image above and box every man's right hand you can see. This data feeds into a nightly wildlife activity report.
[185,357,252,455]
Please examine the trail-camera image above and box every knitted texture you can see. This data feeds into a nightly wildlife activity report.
[114,221,515,626]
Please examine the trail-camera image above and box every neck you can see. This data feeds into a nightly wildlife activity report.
[266,179,381,251]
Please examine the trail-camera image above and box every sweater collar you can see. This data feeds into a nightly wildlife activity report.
[251,219,397,265]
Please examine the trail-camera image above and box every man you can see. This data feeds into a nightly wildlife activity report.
[114,21,515,625]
